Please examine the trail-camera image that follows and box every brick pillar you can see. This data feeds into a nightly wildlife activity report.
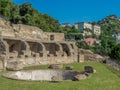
[55,42,63,57]
[38,42,47,61]
[21,41,31,57]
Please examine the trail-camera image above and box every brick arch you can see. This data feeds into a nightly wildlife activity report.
[60,43,71,56]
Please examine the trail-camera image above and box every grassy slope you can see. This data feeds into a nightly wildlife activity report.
[0,62,120,90]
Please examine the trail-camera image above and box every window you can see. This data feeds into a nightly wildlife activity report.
[50,35,54,41]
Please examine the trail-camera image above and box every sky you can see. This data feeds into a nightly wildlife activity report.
[13,0,120,24]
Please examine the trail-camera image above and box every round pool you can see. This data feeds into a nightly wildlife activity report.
[3,70,82,81]
[3,70,88,81]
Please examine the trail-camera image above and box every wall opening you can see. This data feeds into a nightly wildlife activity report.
[50,35,54,41]
[61,43,71,56]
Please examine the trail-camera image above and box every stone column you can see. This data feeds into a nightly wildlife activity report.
[38,42,47,62]
[21,40,31,57]
[69,42,78,62]
[55,42,63,57]
[66,43,73,56]
[0,39,9,70]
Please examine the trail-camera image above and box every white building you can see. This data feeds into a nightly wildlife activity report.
[112,34,120,44]
[75,22,92,32]
[75,22,101,36]
[92,25,101,35]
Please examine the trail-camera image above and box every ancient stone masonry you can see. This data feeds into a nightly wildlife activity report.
[78,49,104,62]
[0,18,78,70]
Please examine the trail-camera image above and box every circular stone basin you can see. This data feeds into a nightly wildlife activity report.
[3,70,81,81]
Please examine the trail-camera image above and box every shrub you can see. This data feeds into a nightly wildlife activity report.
[109,44,120,61]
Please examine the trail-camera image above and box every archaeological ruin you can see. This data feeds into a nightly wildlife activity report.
[3,69,91,81]
[0,17,79,70]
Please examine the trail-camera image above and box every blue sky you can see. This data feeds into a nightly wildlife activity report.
[13,0,120,24]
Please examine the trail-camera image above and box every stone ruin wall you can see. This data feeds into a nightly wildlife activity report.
[12,24,48,40]
[0,17,78,70]
[78,49,104,62]
[44,32,65,41]
[0,18,15,37]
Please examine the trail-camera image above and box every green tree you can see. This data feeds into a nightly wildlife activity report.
[67,26,80,33]
[109,44,120,61]
[10,3,20,23]
[0,0,13,19]
[19,2,33,16]
[76,41,90,49]
[100,35,116,55]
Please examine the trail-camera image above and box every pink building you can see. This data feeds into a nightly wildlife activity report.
[84,38,96,46]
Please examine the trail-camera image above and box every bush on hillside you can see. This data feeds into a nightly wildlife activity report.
[109,44,120,61]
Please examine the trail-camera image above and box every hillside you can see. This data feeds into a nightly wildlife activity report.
[0,0,61,32]
[98,15,120,35]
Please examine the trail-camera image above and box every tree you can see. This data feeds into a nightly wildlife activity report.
[100,35,116,55]
[10,3,20,23]
[109,44,120,61]
[76,41,90,49]
[67,26,80,33]
[19,2,33,16]
[0,0,13,19]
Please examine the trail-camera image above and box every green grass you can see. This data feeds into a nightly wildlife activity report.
[0,62,120,90]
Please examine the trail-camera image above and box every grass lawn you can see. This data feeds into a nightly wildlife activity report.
[0,62,120,90]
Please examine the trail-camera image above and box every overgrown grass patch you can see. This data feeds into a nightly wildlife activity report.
[0,62,120,90]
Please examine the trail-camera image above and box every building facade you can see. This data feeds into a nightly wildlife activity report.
[92,25,101,35]
[75,22,101,36]
[84,38,96,46]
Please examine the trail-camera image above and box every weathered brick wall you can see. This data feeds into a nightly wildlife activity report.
[44,32,65,41]
[79,49,104,62]
[12,24,47,40]
[0,18,15,37]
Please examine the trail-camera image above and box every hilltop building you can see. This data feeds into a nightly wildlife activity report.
[84,38,96,46]
[112,34,120,44]
[75,22,101,36]
[83,38,101,46]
